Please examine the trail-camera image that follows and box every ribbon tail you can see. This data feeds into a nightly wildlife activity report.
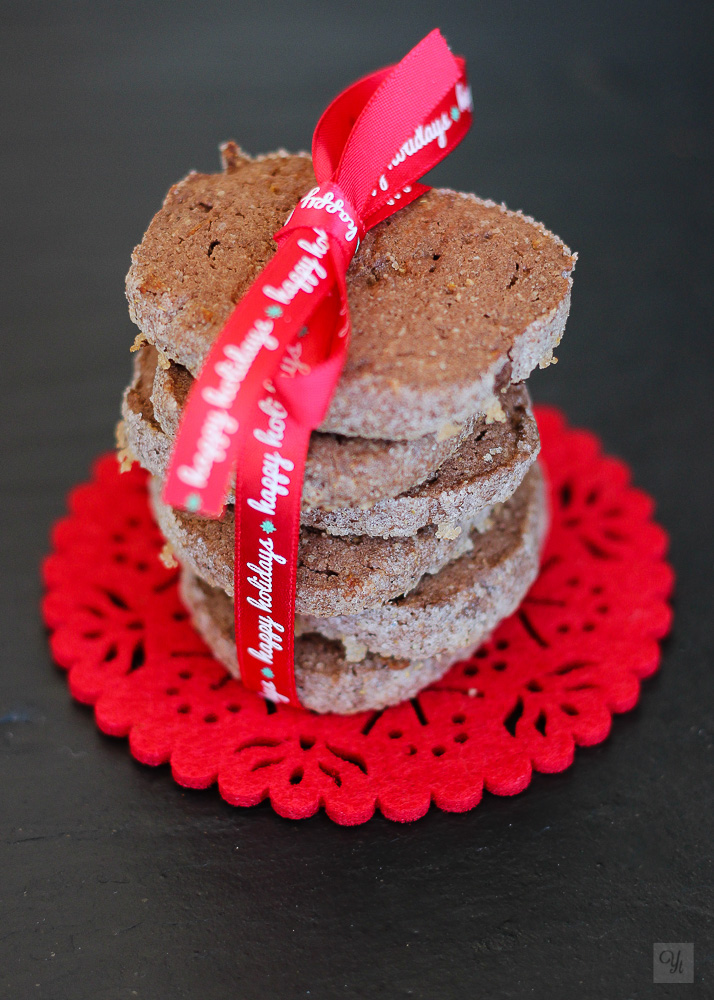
[233,250,352,706]
[234,413,308,707]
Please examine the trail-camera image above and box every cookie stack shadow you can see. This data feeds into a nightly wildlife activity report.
[118,149,576,713]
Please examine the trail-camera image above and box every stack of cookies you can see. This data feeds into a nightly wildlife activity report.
[118,145,576,713]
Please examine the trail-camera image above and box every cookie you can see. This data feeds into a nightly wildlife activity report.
[148,345,477,509]
[302,384,539,537]
[118,349,168,478]
[298,464,547,660]
[180,569,477,714]
[178,462,546,710]
[126,147,575,439]
[148,476,490,617]
[123,346,537,537]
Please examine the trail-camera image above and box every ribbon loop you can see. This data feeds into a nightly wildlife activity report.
[162,30,472,706]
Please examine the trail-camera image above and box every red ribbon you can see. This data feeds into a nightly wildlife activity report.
[163,29,473,706]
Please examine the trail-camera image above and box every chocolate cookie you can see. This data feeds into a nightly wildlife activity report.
[127,147,575,439]
[298,464,547,659]
[302,385,539,537]
[147,345,477,509]
[122,346,536,536]
[148,477,489,617]
[180,569,477,715]
[176,464,546,712]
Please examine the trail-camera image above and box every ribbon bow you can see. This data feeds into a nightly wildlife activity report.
[163,29,473,706]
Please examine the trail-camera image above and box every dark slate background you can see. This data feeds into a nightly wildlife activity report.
[2,1,712,997]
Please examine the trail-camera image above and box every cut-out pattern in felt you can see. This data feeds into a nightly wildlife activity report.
[42,407,673,825]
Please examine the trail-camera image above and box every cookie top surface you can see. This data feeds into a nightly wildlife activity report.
[127,148,575,437]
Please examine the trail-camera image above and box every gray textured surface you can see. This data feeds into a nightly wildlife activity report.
[3,2,713,997]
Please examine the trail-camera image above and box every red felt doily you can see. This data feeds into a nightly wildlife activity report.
[42,408,673,825]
